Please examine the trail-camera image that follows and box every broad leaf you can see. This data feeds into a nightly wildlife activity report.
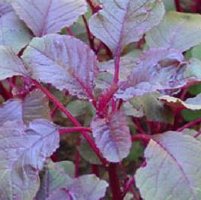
[91,111,131,162]
[146,11,201,52]
[0,45,28,80]
[12,0,87,36]
[135,132,201,200]
[36,161,108,200]
[0,119,59,200]
[115,48,187,100]
[0,90,50,125]
[22,34,99,99]
[89,0,165,53]
[0,12,32,52]
[160,94,201,110]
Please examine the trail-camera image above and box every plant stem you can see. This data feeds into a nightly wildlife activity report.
[121,177,135,199]
[113,48,121,84]
[177,118,201,131]
[132,134,151,144]
[174,0,182,12]
[59,127,92,134]
[32,79,107,166]
[108,163,122,200]
[82,15,95,51]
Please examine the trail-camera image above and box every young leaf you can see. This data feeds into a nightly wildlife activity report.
[0,45,28,80]
[0,119,59,200]
[0,12,32,52]
[115,48,187,100]
[0,90,50,125]
[146,11,201,52]
[135,132,201,200]
[89,0,165,53]
[91,111,131,162]
[22,34,99,99]
[12,0,87,36]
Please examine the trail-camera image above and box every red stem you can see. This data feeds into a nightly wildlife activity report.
[59,127,92,134]
[108,163,122,200]
[174,0,182,12]
[177,118,201,131]
[132,134,151,144]
[32,79,107,166]
[82,15,95,51]
[121,177,135,199]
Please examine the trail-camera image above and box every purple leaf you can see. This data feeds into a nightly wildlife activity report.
[47,175,108,200]
[12,0,87,36]
[0,45,28,80]
[0,119,59,200]
[0,12,32,52]
[89,0,165,53]
[116,48,187,100]
[22,34,99,99]
[0,90,51,125]
[67,174,108,200]
[36,161,108,200]
[91,111,131,162]
[0,1,13,17]
[146,11,201,52]
[135,132,201,200]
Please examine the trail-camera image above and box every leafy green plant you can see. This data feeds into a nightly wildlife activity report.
[0,0,201,199]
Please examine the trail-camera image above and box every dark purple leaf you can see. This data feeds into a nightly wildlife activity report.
[0,45,28,80]
[89,0,165,53]
[0,12,32,52]
[116,48,187,100]
[0,90,51,125]
[91,111,131,162]
[0,119,59,200]
[22,34,99,99]
[135,131,201,200]
[12,0,87,36]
